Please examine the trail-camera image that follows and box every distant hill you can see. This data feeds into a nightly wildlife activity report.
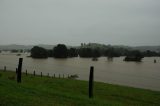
[0,44,55,50]
[0,44,33,50]
[132,46,160,52]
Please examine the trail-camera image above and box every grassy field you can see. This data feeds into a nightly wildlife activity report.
[0,70,160,106]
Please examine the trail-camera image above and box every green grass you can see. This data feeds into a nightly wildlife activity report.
[0,70,160,106]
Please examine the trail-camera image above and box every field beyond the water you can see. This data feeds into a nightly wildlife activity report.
[0,70,160,106]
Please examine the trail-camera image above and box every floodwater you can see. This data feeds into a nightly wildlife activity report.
[0,53,160,91]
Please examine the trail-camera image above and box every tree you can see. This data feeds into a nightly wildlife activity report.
[47,50,53,57]
[68,48,78,57]
[126,50,143,58]
[53,44,68,58]
[92,49,101,57]
[104,47,120,57]
[19,49,23,53]
[124,50,144,62]
[78,48,93,57]
[142,50,160,57]
[31,46,48,58]
[11,49,19,53]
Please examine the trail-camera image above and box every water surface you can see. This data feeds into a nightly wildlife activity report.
[0,53,160,91]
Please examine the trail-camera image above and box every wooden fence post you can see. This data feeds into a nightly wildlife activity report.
[59,74,60,78]
[16,68,18,74]
[33,70,35,76]
[89,66,94,98]
[54,74,55,78]
[41,72,42,77]
[17,58,23,83]
[47,73,49,77]
[26,70,27,76]
[4,66,6,71]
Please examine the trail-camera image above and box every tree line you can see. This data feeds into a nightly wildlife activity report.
[30,44,160,59]
[31,44,78,58]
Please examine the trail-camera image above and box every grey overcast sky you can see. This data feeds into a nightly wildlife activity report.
[0,0,160,46]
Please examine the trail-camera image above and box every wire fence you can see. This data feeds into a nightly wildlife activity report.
[0,65,78,79]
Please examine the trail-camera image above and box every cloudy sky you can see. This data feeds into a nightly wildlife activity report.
[0,0,160,46]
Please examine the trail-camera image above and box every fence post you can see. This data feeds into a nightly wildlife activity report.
[59,74,60,78]
[41,72,42,77]
[33,70,35,76]
[63,74,64,78]
[47,73,49,77]
[89,66,94,98]
[4,66,6,71]
[17,58,23,83]
[16,68,18,74]
[54,74,55,78]
[26,70,27,76]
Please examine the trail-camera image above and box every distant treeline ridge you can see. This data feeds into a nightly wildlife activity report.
[30,44,160,58]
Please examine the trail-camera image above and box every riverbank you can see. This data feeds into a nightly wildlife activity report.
[0,70,160,106]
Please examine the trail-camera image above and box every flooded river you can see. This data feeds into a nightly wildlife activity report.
[0,53,160,91]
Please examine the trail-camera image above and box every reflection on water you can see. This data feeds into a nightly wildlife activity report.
[107,57,113,62]
[0,54,160,91]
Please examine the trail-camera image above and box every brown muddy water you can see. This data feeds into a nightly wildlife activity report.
[0,53,160,91]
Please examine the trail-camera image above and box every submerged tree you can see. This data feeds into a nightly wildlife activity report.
[124,50,144,62]
[31,46,48,58]
[78,48,101,58]
[142,50,160,57]
[68,48,78,57]
[47,50,53,57]
[53,44,68,58]
[92,49,101,58]
[11,49,19,53]
[78,48,93,57]
[104,47,120,57]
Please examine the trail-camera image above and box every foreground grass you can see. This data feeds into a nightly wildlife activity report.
[0,70,160,106]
